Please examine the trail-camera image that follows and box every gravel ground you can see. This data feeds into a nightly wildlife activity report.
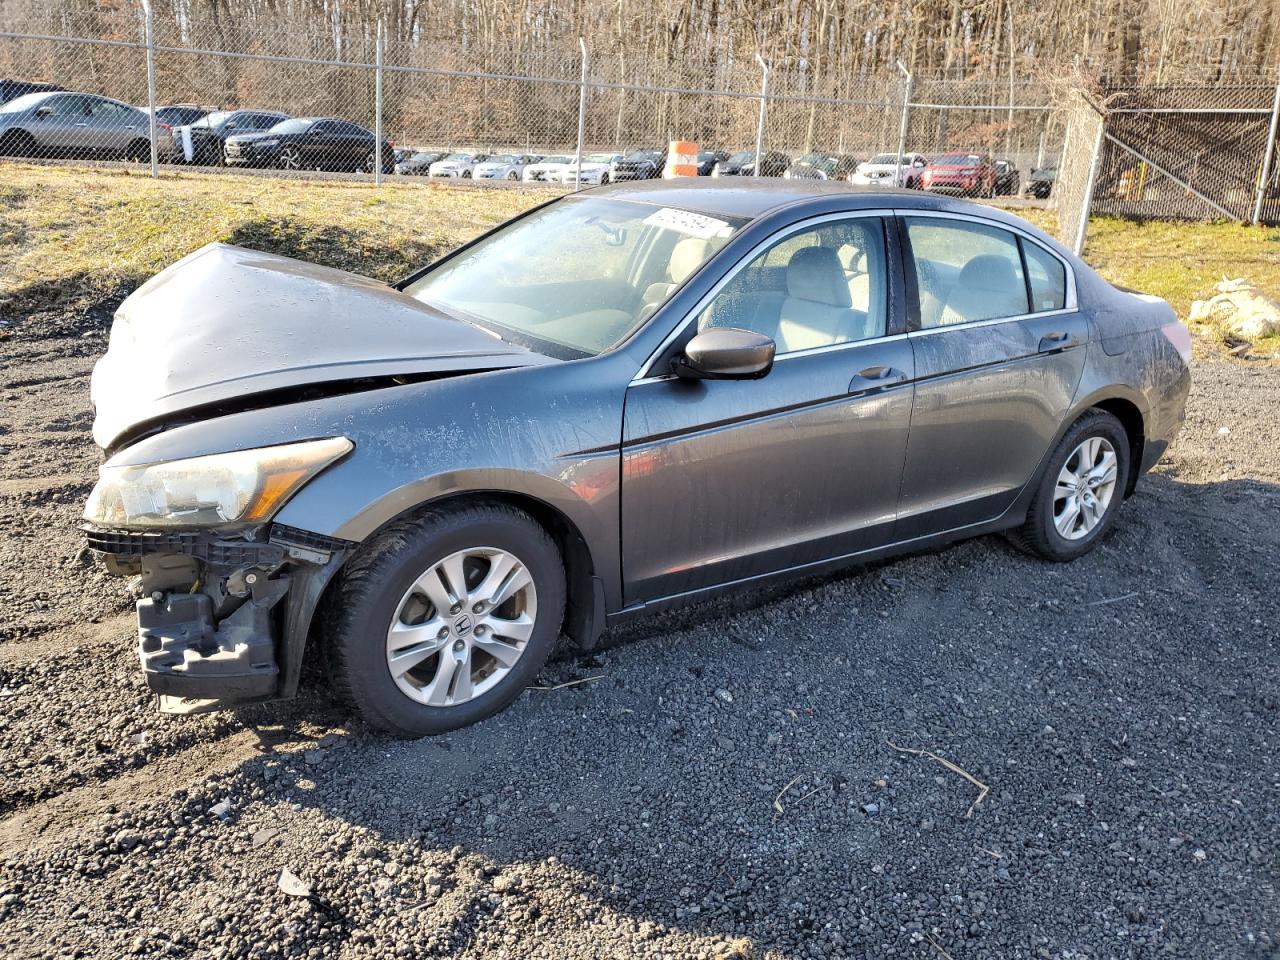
[1,298,1278,960]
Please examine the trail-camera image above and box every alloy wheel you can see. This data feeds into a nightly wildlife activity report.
[385,547,537,706]
[1052,436,1119,540]
[279,146,301,170]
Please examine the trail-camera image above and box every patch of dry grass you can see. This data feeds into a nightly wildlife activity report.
[0,163,559,318]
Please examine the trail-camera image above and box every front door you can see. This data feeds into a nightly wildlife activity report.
[621,213,915,604]
[895,213,1088,537]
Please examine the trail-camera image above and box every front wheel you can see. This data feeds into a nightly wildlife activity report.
[278,145,301,171]
[1011,410,1130,561]
[325,503,565,737]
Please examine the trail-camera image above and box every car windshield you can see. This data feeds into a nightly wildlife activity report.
[869,153,897,164]
[268,118,313,135]
[487,155,517,164]
[727,151,756,164]
[626,150,661,161]
[0,92,48,114]
[444,153,473,161]
[937,154,981,164]
[587,153,616,163]
[539,156,571,164]
[405,197,742,358]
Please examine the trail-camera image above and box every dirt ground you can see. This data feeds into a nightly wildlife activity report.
[1,254,1279,958]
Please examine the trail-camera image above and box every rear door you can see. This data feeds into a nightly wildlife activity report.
[621,211,915,603]
[895,212,1087,537]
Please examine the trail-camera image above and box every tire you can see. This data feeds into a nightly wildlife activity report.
[0,129,36,157]
[462,169,472,178]
[506,170,519,180]
[1011,409,1130,562]
[600,172,610,185]
[325,502,566,738]
[125,139,150,163]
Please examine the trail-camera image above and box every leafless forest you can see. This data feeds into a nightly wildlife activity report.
[1,0,1278,160]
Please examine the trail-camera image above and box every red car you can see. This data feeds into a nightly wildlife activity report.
[920,153,998,197]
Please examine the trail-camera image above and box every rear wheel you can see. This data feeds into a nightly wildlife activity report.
[326,503,565,737]
[0,129,36,157]
[1011,410,1129,561]
[125,139,150,163]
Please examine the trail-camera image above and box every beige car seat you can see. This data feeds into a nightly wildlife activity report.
[776,247,867,352]
[937,254,1027,326]
[836,242,871,313]
[639,237,713,318]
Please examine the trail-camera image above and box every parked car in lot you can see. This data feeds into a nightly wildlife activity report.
[225,116,394,173]
[848,152,929,188]
[395,150,447,176]
[181,109,289,165]
[610,148,665,181]
[696,150,728,175]
[712,149,791,177]
[552,153,622,186]
[522,154,572,182]
[784,151,862,181]
[1027,164,1057,198]
[474,154,541,181]
[921,152,998,197]
[429,152,488,178]
[144,103,218,128]
[0,78,64,106]
[0,91,165,162]
[84,179,1191,737]
[994,158,1021,196]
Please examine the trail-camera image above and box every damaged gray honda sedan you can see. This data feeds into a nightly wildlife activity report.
[84,180,1191,737]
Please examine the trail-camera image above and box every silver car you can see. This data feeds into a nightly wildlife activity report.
[0,91,159,161]
[83,181,1191,738]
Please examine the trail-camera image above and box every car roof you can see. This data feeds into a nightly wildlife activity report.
[587,178,1046,229]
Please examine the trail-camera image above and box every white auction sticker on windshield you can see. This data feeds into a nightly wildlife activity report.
[643,207,732,239]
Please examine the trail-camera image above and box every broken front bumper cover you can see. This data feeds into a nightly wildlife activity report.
[85,523,351,708]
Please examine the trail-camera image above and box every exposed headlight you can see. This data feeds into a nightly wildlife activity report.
[84,437,352,529]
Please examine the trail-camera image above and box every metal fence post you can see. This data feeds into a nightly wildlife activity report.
[753,53,770,177]
[1074,119,1105,257]
[894,60,912,186]
[141,0,158,177]
[1251,80,1280,224]
[573,37,588,190]
[374,20,384,187]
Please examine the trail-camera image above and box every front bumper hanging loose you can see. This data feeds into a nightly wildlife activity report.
[84,523,351,712]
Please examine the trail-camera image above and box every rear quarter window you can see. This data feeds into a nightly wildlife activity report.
[1022,241,1067,312]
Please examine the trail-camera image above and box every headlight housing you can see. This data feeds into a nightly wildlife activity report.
[257,138,279,148]
[84,437,352,529]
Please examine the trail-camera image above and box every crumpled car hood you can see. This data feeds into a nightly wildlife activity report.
[90,242,549,451]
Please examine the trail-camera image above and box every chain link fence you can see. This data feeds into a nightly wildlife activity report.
[8,0,1279,258]
[0,1,1071,194]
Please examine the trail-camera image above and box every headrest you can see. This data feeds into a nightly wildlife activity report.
[786,246,853,307]
[957,254,1019,292]
[668,237,712,284]
[836,243,866,273]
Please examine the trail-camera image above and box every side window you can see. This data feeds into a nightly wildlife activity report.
[905,217,1028,327]
[1022,240,1067,312]
[697,218,888,354]
[47,95,87,117]
[312,120,337,135]
[251,114,280,129]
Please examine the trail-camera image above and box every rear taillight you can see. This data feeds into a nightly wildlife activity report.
[1162,320,1192,362]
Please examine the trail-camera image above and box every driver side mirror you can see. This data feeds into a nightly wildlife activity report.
[913,158,926,167]
[672,328,775,380]
[34,106,50,118]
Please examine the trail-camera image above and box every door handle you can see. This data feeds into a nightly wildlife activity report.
[1038,331,1078,353]
[848,365,908,395]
